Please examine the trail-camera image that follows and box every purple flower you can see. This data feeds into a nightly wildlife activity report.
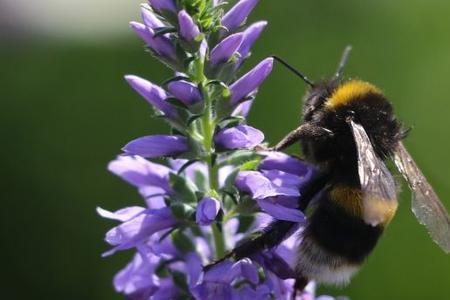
[178,10,201,42]
[123,135,189,158]
[167,80,202,105]
[97,206,146,222]
[209,33,244,66]
[191,259,260,300]
[125,75,178,120]
[235,171,306,222]
[230,57,274,105]
[129,22,177,61]
[222,0,260,32]
[149,0,177,13]
[238,21,268,61]
[101,207,178,256]
[108,155,172,192]
[114,252,160,299]
[214,125,264,150]
[259,151,315,178]
[196,197,221,226]
[141,8,165,29]
[232,100,254,118]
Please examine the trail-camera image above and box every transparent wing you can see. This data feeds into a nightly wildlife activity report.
[349,120,398,226]
[393,141,450,253]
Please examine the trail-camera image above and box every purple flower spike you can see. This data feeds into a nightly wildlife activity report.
[196,197,221,226]
[214,125,264,150]
[141,8,164,29]
[178,10,201,42]
[149,0,177,13]
[125,75,178,120]
[123,135,189,158]
[230,57,273,105]
[210,33,244,66]
[129,22,177,61]
[222,0,259,32]
[167,80,202,105]
[238,21,268,60]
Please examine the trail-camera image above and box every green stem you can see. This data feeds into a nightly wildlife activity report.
[189,56,226,259]
[212,223,226,258]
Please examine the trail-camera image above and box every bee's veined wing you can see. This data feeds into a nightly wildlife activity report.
[393,141,450,253]
[349,120,398,226]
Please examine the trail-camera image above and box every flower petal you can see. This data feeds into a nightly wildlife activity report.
[221,0,260,32]
[238,21,268,60]
[97,206,146,222]
[108,155,172,191]
[210,33,244,66]
[259,151,316,178]
[129,21,177,60]
[123,135,189,158]
[149,0,177,13]
[113,253,160,298]
[141,8,165,29]
[214,125,264,150]
[196,197,221,226]
[230,58,273,105]
[167,80,202,105]
[125,75,177,119]
[178,10,201,42]
[103,208,177,255]
[256,199,305,222]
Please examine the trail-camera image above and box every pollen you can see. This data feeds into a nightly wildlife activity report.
[325,80,383,109]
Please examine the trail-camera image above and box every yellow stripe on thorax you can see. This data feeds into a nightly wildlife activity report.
[325,80,383,110]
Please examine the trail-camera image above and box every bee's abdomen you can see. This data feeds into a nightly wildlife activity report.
[306,192,383,263]
[295,185,384,285]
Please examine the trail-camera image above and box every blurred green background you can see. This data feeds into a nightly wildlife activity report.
[2,0,450,299]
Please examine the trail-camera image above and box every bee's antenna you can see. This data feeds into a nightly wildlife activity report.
[271,55,315,87]
[334,45,352,81]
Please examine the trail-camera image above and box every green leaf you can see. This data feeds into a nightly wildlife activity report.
[235,196,259,216]
[171,270,190,292]
[162,75,191,86]
[217,150,263,168]
[237,215,255,233]
[166,97,190,110]
[153,26,177,37]
[239,158,263,171]
[216,116,246,130]
[169,173,198,204]
[171,230,196,254]
[170,202,196,220]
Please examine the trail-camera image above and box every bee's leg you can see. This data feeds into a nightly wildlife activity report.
[204,220,296,270]
[271,123,334,151]
[292,277,309,300]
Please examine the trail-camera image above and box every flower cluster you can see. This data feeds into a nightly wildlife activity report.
[99,1,347,299]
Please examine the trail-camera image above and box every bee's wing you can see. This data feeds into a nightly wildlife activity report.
[393,141,450,253]
[349,120,398,226]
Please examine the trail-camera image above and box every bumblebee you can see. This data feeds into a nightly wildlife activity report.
[218,47,450,292]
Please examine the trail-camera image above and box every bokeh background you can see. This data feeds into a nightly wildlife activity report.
[2,0,450,299]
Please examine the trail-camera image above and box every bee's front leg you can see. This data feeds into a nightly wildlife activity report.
[270,122,334,151]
